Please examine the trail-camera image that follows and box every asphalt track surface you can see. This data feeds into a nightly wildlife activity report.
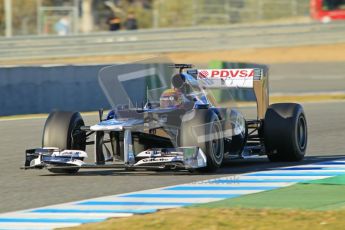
[269,62,345,94]
[0,101,344,213]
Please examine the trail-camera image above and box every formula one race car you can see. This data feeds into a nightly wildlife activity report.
[23,61,308,174]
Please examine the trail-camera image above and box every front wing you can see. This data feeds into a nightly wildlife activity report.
[22,147,207,172]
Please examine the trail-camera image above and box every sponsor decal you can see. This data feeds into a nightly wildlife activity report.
[197,69,255,79]
[197,69,256,88]
[198,70,209,78]
[142,157,175,163]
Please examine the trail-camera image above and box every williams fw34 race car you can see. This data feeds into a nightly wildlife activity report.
[23,60,308,174]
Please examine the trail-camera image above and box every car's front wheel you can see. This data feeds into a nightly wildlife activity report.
[179,109,224,172]
[42,111,86,173]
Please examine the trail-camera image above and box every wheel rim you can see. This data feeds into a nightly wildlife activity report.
[211,122,223,164]
[71,119,86,150]
[297,115,307,150]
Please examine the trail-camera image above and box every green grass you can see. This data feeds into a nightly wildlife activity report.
[62,207,345,230]
[197,183,345,211]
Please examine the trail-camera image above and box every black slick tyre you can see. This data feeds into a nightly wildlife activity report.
[179,109,224,172]
[42,111,86,173]
[264,103,307,162]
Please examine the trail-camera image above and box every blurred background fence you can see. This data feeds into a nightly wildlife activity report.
[0,0,311,37]
[161,0,310,27]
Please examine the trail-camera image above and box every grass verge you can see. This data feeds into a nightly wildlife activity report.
[62,207,345,230]
[270,94,345,104]
[3,43,345,66]
[197,184,345,211]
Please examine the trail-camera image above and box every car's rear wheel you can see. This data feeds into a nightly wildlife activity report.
[42,111,86,173]
[179,109,224,172]
[264,103,307,162]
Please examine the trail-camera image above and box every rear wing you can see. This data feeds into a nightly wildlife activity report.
[188,68,269,120]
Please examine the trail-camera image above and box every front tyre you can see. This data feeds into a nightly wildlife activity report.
[42,111,86,173]
[264,103,307,162]
[179,110,224,172]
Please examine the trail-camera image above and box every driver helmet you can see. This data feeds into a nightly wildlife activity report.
[160,88,183,109]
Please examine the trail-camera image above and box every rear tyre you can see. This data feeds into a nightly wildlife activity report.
[42,111,86,173]
[264,103,307,162]
[179,109,224,172]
